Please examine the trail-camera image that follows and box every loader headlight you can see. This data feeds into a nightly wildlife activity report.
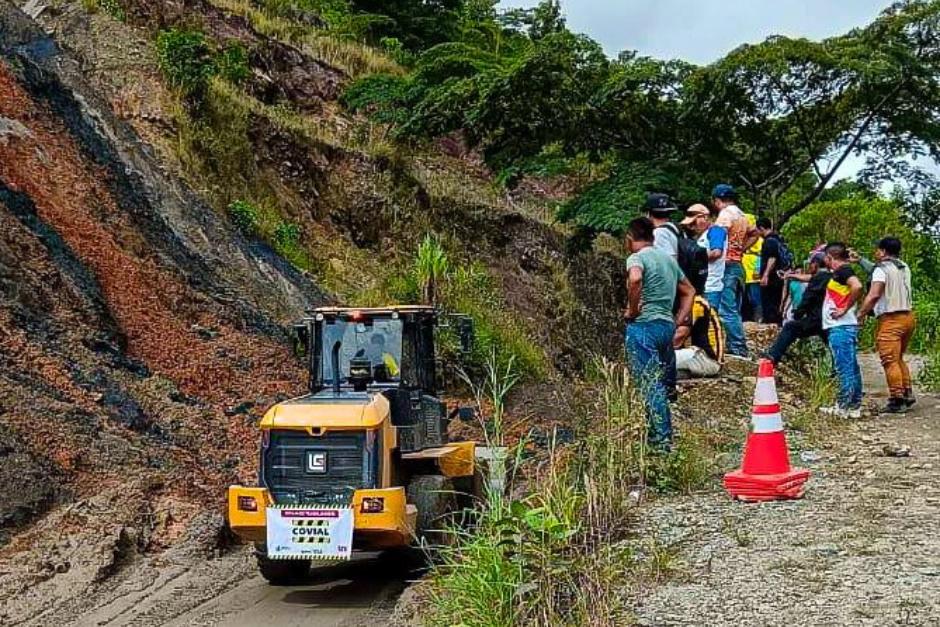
[361,497,384,513]
[237,496,258,512]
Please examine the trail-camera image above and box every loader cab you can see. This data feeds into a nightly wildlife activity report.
[302,307,439,397]
[294,306,469,453]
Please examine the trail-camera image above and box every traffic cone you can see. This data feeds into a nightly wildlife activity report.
[723,359,810,502]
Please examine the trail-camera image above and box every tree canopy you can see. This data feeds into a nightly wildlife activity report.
[341,0,940,233]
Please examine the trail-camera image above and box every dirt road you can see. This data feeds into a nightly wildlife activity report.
[160,554,408,627]
[630,353,940,626]
[3,545,407,627]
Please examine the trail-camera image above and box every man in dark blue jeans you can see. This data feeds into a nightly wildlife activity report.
[624,217,695,451]
[821,243,864,418]
[711,184,754,356]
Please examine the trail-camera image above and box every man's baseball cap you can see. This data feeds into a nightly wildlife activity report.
[711,183,737,199]
[680,203,710,226]
[643,193,677,214]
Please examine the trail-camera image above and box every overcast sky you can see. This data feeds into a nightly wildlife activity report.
[500,0,893,64]
[498,1,903,181]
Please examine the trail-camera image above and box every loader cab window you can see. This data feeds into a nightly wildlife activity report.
[320,318,404,386]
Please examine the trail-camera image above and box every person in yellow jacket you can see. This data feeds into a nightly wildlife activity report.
[673,295,725,377]
[367,333,400,380]
[741,212,763,322]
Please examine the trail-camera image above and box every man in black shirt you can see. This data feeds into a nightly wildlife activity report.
[757,217,785,325]
[765,253,830,364]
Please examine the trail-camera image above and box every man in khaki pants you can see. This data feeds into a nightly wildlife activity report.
[857,237,916,413]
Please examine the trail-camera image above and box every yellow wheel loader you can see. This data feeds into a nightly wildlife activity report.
[227,306,477,584]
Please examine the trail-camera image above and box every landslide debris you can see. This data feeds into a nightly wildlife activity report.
[0,1,626,622]
[0,5,330,614]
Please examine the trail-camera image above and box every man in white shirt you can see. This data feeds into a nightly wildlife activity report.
[680,203,727,309]
[644,193,678,258]
[857,237,916,413]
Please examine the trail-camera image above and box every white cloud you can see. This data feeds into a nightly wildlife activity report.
[500,0,892,64]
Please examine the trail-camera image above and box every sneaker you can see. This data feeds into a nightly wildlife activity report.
[882,398,908,414]
[820,405,861,419]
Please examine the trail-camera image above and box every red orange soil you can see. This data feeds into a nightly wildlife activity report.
[0,63,305,486]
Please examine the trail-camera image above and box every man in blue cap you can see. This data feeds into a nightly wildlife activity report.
[711,184,751,357]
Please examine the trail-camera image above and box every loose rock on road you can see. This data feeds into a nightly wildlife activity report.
[630,354,940,626]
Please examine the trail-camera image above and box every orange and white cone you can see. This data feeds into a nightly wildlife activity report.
[723,359,810,502]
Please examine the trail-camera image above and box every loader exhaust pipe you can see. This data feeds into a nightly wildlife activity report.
[331,340,342,396]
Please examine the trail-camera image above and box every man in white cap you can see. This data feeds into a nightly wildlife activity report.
[680,203,727,306]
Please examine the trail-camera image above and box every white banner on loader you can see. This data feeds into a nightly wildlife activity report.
[266,506,354,561]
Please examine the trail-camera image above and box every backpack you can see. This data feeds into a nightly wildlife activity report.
[657,223,709,294]
[691,295,725,363]
[773,235,795,271]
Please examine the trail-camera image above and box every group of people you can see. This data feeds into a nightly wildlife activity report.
[624,184,916,451]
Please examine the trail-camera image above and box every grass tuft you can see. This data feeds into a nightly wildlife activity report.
[208,0,402,78]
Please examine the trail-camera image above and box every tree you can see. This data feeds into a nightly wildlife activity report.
[342,0,940,233]
[683,0,940,225]
[350,0,465,51]
[782,197,937,282]
[466,31,608,168]
[499,0,565,41]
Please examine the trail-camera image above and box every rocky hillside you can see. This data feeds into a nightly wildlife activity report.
[0,0,622,618]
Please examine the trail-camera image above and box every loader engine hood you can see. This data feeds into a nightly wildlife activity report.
[260,391,390,430]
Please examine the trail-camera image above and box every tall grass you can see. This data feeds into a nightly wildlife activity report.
[415,234,449,306]
[785,340,836,408]
[208,0,401,77]
[427,359,715,626]
[459,349,520,449]
[915,297,940,391]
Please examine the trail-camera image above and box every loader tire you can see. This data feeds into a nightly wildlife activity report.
[257,554,310,586]
[407,474,456,548]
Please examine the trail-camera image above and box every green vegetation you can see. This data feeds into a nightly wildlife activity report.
[916,299,940,391]
[81,0,126,21]
[428,358,717,625]
[215,42,252,85]
[782,193,940,354]
[342,1,940,240]
[920,350,940,392]
[209,0,402,77]
[273,221,301,249]
[414,234,449,305]
[156,29,217,95]
[386,239,547,379]
[156,28,250,97]
[459,349,520,448]
[227,199,260,235]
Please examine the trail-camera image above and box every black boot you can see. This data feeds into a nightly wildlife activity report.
[904,389,916,408]
[883,398,908,414]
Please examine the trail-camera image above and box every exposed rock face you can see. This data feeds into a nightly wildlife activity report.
[0,2,328,554]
